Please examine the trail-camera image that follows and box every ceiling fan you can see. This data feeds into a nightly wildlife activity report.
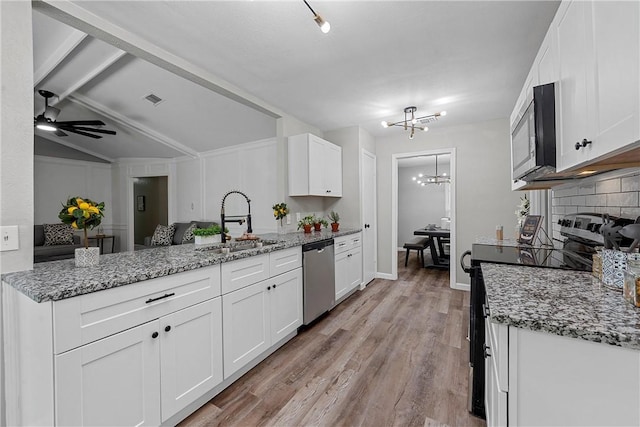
[34,90,116,139]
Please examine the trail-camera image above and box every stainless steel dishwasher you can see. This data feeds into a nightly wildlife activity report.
[302,238,335,325]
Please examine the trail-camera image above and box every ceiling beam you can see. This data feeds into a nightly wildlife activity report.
[33,29,87,88]
[34,0,283,120]
[52,49,127,105]
[67,93,200,158]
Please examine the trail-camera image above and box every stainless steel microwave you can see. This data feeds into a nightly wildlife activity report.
[511,82,556,181]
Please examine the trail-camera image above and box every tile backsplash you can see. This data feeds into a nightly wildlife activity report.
[551,169,640,240]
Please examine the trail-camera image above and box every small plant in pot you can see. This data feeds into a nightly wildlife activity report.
[58,196,105,267]
[192,224,225,245]
[297,215,315,233]
[328,211,340,232]
[313,217,328,232]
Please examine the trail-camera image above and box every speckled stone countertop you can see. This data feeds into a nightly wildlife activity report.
[475,237,527,247]
[2,229,360,303]
[482,263,640,351]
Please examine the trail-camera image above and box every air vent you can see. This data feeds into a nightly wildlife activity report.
[417,116,438,125]
[143,93,164,106]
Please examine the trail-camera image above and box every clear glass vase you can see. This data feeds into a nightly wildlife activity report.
[277,219,287,235]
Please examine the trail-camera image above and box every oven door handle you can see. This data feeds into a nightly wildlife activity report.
[460,250,472,273]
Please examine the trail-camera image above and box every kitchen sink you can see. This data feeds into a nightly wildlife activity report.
[196,240,279,254]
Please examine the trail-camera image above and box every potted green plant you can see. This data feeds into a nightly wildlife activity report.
[313,217,329,232]
[297,215,315,233]
[192,224,223,245]
[328,211,340,232]
[58,196,105,267]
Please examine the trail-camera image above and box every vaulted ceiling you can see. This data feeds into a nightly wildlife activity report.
[32,1,559,162]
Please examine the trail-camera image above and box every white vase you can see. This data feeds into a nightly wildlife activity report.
[195,235,220,245]
[75,247,100,268]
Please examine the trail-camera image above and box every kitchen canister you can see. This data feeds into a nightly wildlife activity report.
[602,249,640,288]
[623,259,640,307]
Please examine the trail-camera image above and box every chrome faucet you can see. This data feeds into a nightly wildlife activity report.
[220,190,252,243]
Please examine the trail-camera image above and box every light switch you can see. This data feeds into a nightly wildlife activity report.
[296,212,301,222]
[0,226,19,251]
[286,214,291,225]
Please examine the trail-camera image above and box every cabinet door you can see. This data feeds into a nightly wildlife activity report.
[55,321,161,426]
[589,1,640,159]
[269,268,303,343]
[324,141,342,197]
[335,251,350,301]
[308,135,327,196]
[160,298,223,421]
[347,246,363,293]
[222,282,270,378]
[536,28,558,86]
[555,0,595,171]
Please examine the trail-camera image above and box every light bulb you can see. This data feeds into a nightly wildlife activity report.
[412,177,416,181]
[36,123,57,132]
[314,15,331,33]
[381,121,389,128]
[411,118,418,125]
[418,173,423,178]
[440,111,447,116]
[442,173,447,176]
[421,183,426,186]
[417,180,421,184]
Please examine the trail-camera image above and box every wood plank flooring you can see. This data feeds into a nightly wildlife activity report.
[179,252,486,427]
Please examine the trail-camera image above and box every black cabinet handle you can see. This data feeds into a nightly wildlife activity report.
[165,325,171,332]
[267,286,271,290]
[483,304,490,319]
[273,284,277,288]
[574,138,592,150]
[484,344,491,358]
[364,224,370,229]
[145,293,175,304]
[152,332,159,339]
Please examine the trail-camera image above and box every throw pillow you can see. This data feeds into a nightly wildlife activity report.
[150,224,176,246]
[43,223,74,246]
[181,223,198,244]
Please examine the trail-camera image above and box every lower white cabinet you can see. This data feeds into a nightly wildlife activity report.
[485,317,640,426]
[222,268,302,378]
[334,233,363,301]
[55,298,223,425]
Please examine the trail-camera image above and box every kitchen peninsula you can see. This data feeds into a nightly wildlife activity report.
[481,263,640,427]
[1,229,360,426]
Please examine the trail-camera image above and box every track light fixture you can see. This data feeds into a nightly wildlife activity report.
[303,0,331,33]
[381,107,446,139]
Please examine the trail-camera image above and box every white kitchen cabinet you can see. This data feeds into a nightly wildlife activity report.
[288,133,342,197]
[55,320,161,427]
[554,0,640,171]
[55,298,223,425]
[484,316,640,426]
[222,268,302,378]
[334,233,363,302]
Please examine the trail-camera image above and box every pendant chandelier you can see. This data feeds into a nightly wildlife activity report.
[382,106,446,139]
[412,155,451,186]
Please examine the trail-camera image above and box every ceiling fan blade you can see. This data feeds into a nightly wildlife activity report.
[55,129,68,137]
[61,127,103,139]
[55,120,106,126]
[65,126,117,135]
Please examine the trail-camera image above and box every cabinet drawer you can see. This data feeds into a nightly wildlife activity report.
[334,236,350,255]
[221,254,270,294]
[349,233,362,248]
[53,265,221,355]
[269,247,302,277]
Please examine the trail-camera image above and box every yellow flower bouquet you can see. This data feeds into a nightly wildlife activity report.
[58,197,105,248]
[272,202,289,221]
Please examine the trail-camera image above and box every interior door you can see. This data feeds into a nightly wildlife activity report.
[361,149,377,285]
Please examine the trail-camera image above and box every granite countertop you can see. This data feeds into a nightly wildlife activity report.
[475,237,528,247]
[482,263,640,351]
[2,229,360,303]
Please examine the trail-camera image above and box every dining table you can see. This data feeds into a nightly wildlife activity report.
[413,226,450,269]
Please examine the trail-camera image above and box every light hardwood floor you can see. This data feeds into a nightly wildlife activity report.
[179,252,486,427]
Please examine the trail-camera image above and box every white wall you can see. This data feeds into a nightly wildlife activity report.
[398,165,448,248]
[34,156,113,229]
[376,118,522,284]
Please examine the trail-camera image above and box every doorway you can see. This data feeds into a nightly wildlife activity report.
[133,176,168,247]
[392,148,457,289]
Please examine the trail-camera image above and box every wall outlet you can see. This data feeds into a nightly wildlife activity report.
[286,214,291,225]
[0,225,19,252]
[296,212,301,222]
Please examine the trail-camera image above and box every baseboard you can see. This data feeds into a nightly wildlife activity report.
[376,272,396,280]
[452,282,470,291]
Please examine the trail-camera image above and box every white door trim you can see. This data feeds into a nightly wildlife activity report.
[391,148,457,289]
[360,148,377,286]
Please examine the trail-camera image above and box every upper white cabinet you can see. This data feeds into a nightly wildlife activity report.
[554,0,640,171]
[288,133,343,197]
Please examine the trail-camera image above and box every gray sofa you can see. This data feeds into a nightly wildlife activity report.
[34,224,82,263]
[143,221,217,247]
